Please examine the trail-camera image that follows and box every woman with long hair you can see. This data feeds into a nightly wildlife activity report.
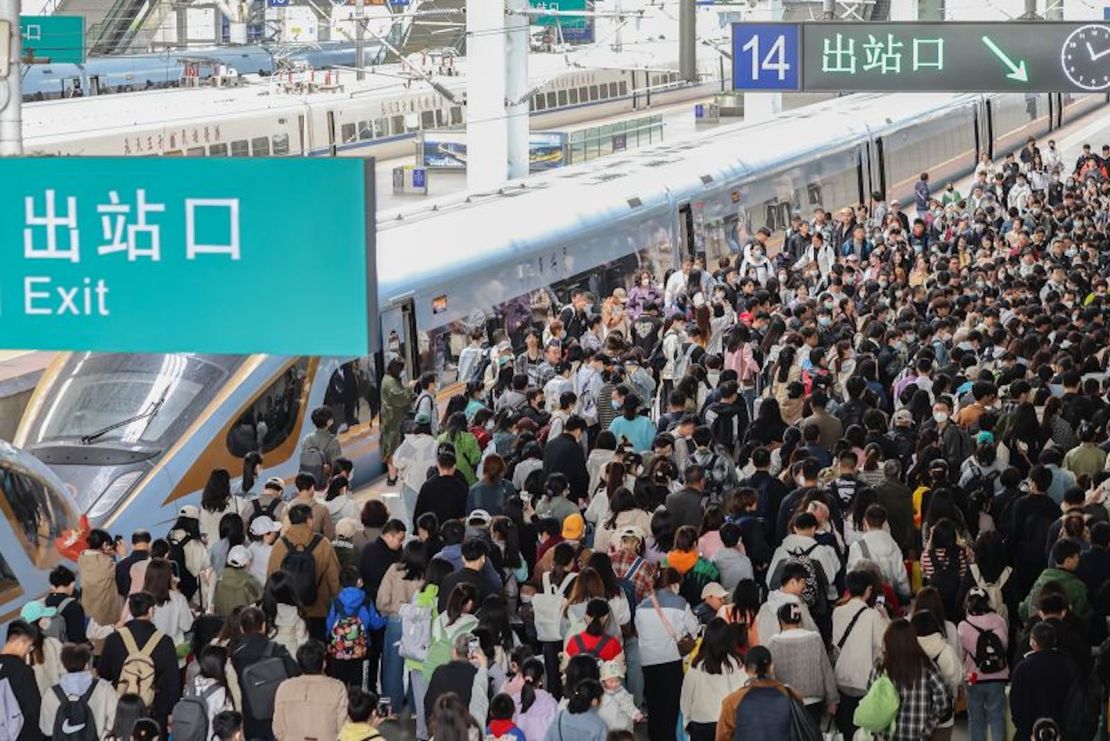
[867,619,952,740]
[513,657,559,741]
[747,397,788,447]
[680,618,747,741]
[380,357,415,485]
[429,692,482,741]
[957,589,1009,741]
[235,451,264,498]
[183,644,234,727]
[199,468,238,544]
[377,539,427,714]
[921,518,970,621]
[438,411,482,486]
[909,610,961,741]
[593,486,652,556]
[167,509,209,608]
[209,511,247,579]
[719,577,762,648]
[468,453,516,516]
[138,558,194,647]
[107,694,147,741]
[1001,402,1042,475]
[78,529,124,632]
[260,571,308,658]
[716,645,806,739]
[322,474,358,527]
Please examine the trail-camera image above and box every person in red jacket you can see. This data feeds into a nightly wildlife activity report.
[564,599,623,663]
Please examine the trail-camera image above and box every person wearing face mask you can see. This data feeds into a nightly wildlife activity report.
[929,399,972,476]
[627,271,662,319]
[739,242,773,285]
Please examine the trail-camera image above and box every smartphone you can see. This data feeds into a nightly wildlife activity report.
[520,493,532,506]
[377,697,392,717]
[875,595,887,609]
[467,636,481,656]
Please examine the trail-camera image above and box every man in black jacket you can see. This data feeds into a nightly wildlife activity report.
[438,539,496,613]
[115,530,151,596]
[358,518,406,695]
[413,450,468,525]
[1010,622,1074,740]
[229,606,299,741]
[43,564,87,645]
[542,415,590,503]
[0,620,41,741]
[1008,465,1062,598]
[98,592,181,731]
[424,633,490,727]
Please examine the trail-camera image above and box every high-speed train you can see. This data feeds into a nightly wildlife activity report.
[21,39,727,159]
[2,90,1103,622]
[21,42,386,101]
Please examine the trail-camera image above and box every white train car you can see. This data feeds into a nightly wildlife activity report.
[22,40,725,160]
[4,90,1103,624]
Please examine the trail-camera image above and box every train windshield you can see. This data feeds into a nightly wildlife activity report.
[27,354,244,448]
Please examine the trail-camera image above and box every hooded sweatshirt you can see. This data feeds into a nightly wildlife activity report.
[846,528,911,597]
[39,671,118,740]
[754,590,818,644]
[326,586,387,638]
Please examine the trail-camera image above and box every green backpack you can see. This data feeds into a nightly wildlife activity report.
[421,616,476,677]
[853,673,900,734]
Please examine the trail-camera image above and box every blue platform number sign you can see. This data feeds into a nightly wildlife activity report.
[731,23,800,91]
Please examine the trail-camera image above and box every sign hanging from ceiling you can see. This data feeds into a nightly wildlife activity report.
[732,21,1110,93]
[0,158,378,356]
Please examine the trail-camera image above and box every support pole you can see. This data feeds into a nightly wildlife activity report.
[466,0,510,190]
[505,0,529,180]
[355,0,365,80]
[0,0,21,156]
[679,0,696,83]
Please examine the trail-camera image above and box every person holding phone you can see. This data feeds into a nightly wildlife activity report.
[339,687,388,741]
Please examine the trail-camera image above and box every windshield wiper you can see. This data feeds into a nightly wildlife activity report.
[80,385,171,445]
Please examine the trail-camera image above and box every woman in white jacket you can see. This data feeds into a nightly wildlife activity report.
[680,619,748,741]
[911,609,962,741]
[392,417,440,527]
[634,568,699,741]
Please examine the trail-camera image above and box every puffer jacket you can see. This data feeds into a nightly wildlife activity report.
[633,588,699,666]
[847,529,911,598]
[271,602,309,658]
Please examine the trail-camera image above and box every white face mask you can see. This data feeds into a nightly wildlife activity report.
[933,411,949,424]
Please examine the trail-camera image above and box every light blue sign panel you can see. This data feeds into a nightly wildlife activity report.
[0,158,377,356]
[731,22,801,91]
[20,16,85,64]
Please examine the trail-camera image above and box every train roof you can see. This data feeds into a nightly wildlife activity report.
[23,38,684,145]
[375,92,982,302]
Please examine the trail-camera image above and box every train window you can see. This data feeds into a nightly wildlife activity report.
[251,137,270,157]
[533,95,545,111]
[342,123,357,143]
[391,115,405,135]
[546,92,557,108]
[449,107,463,125]
[597,86,608,100]
[230,140,249,157]
[569,88,579,104]
[359,121,373,141]
[209,143,228,157]
[226,358,310,458]
[619,81,627,97]
[272,134,290,156]
[186,147,206,157]
[163,150,183,157]
[435,109,446,127]
[421,110,435,129]
[557,90,567,107]
[589,85,598,101]
[0,468,74,569]
[608,82,619,98]
[375,118,389,138]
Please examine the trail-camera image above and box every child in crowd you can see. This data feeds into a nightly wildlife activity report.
[486,693,527,741]
[597,660,640,731]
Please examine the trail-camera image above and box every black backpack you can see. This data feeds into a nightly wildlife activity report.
[770,543,830,616]
[237,641,289,720]
[168,536,199,601]
[248,498,280,528]
[967,621,1007,674]
[52,683,98,741]
[708,403,744,456]
[280,534,321,606]
[964,465,1000,512]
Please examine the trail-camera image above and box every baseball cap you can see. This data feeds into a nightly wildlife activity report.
[263,476,286,492]
[249,516,282,537]
[893,408,913,426]
[226,545,252,568]
[414,410,433,425]
[20,601,56,624]
[468,509,492,526]
[599,660,626,681]
[335,517,360,540]
[178,504,199,519]
[701,582,729,601]
[618,525,644,542]
[562,513,585,540]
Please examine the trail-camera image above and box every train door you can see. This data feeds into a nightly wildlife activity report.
[1047,94,1056,132]
[856,146,869,205]
[87,76,102,96]
[871,137,887,200]
[985,100,995,160]
[380,297,419,382]
[677,203,698,265]
[326,111,337,157]
[973,106,981,163]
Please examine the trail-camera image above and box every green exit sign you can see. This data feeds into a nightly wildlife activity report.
[20,16,85,64]
[531,0,588,30]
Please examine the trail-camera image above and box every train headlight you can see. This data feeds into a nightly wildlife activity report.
[87,471,143,521]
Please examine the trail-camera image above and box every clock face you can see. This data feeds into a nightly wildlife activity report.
[1061,24,1110,91]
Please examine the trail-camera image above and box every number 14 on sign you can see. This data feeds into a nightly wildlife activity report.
[732,24,800,91]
